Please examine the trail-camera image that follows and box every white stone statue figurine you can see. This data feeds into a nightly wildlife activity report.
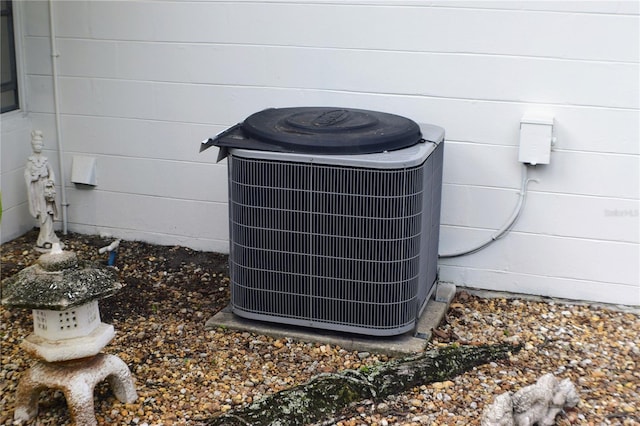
[481,373,579,426]
[25,130,61,249]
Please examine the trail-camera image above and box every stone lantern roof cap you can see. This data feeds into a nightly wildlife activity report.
[1,246,124,310]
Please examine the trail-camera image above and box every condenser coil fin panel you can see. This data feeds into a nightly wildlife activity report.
[227,141,444,336]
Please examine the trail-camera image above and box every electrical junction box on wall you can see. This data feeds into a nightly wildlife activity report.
[518,115,554,165]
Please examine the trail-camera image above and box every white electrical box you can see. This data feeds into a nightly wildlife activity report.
[518,115,554,165]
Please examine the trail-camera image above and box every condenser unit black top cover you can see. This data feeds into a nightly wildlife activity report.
[201,107,427,156]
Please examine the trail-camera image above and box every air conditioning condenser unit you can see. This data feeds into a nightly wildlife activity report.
[203,107,444,336]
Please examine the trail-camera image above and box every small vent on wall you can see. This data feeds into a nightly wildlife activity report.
[71,156,97,187]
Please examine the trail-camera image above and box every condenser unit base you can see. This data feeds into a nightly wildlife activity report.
[232,278,438,337]
[205,283,456,354]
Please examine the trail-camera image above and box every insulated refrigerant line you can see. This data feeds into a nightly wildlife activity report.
[438,163,536,259]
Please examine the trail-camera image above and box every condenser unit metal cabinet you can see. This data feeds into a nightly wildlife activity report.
[203,107,444,336]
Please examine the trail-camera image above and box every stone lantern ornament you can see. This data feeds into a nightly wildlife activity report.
[1,243,137,425]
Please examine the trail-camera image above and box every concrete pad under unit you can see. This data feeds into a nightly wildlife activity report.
[205,284,454,356]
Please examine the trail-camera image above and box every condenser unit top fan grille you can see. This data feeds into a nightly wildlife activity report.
[203,107,445,336]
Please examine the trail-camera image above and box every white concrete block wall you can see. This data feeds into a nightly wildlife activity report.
[3,0,638,304]
[0,112,35,242]
[0,1,34,243]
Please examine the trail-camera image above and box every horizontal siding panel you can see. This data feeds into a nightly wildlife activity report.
[312,95,639,155]
[439,266,639,306]
[28,113,224,163]
[21,1,53,38]
[524,192,639,243]
[441,185,521,230]
[421,102,638,156]
[1,168,29,208]
[27,76,286,121]
[1,111,36,245]
[444,142,639,199]
[22,36,52,77]
[0,125,33,174]
[66,190,229,242]
[61,155,228,203]
[40,2,638,62]
[527,151,639,199]
[26,75,56,113]
[438,228,639,286]
[548,107,639,155]
[69,223,229,253]
[0,203,35,244]
[443,143,523,188]
[427,1,640,14]
[27,80,638,155]
[441,185,640,243]
[44,43,638,108]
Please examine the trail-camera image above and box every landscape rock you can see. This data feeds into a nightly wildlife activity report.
[481,373,579,426]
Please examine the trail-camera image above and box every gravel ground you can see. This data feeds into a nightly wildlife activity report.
[1,230,639,426]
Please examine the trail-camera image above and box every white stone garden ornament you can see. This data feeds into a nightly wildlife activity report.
[25,130,61,250]
[1,243,137,425]
[481,373,579,426]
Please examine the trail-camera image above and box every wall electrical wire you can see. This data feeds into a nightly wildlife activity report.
[438,163,536,259]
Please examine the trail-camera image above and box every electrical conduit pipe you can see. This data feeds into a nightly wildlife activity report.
[439,163,537,259]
